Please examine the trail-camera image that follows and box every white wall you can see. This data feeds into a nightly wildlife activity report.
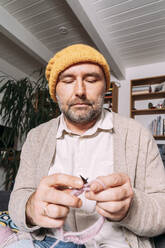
[118,79,130,118]
[0,58,28,80]
[118,61,165,144]
[126,61,165,79]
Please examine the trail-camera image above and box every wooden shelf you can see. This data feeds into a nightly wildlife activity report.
[104,95,112,99]
[132,91,165,100]
[154,135,165,140]
[130,76,165,140]
[132,108,165,116]
[104,82,118,112]
[130,75,165,86]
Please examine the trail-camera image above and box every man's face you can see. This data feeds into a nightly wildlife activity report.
[56,63,106,124]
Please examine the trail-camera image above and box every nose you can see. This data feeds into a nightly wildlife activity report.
[74,77,86,99]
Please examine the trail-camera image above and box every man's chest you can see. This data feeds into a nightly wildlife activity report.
[49,132,114,181]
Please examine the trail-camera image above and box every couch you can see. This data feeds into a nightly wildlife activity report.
[0,191,10,211]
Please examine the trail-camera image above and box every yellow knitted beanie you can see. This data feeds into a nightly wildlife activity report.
[45,44,110,102]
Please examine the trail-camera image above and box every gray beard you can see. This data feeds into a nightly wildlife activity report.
[57,95,104,125]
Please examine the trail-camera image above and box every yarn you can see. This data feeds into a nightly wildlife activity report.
[50,179,106,248]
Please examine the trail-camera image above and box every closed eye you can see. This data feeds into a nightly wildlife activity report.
[85,77,98,83]
[62,80,74,84]
[61,76,74,84]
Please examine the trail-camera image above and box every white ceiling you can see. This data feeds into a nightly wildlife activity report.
[1,0,165,80]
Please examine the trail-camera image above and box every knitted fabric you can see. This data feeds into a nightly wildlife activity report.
[45,44,110,102]
[50,178,106,248]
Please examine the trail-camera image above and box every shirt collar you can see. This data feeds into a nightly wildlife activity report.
[56,108,113,139]
[56,113,71,139]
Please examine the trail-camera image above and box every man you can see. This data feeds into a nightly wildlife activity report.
[7,44,165,248]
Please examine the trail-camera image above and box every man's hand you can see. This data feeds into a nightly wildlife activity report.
[26,173,83,228]
[85,173,133,221]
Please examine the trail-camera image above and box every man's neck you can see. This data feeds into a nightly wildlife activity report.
[64,116,99,135]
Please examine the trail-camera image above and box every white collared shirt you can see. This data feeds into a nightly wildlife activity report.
[48,109,130,247]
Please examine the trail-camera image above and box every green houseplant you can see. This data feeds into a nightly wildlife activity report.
[0,70,60,190]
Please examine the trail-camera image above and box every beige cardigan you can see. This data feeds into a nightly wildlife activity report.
[9,112,165,248]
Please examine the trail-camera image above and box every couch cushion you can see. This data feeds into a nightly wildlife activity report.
[0,191,10,211]
[0,211,18,232]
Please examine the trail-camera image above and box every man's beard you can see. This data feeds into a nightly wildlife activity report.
[57,95,104,124]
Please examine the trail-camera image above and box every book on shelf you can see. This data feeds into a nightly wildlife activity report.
[157,144,165,166]
[107,87,113,91]
[132,90,149,95]
[132,85,149,91]
[132,85,150,95]
[105,91,112,97]
[148,116,165,136]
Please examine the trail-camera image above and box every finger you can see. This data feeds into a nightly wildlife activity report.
[38,215,65,228]
[96,198,131,221]
[90,173,130,193]
[97,198,130,214]
[86,183,133,201]
[43,204,69,219]
[96,205,112,219]
[40,173,83,189]
[95,205,121,220]
[42,187,82,208]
